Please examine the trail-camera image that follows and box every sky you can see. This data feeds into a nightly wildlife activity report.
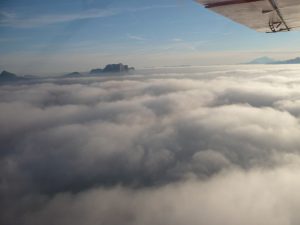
[1,0,300,74]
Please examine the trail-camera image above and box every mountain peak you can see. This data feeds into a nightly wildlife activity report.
[246,57,276,64]
[64,72,82,77]
[89,63,135,74]
[0,70,20,82]
[246,56,300,65]
[0,70,17,78]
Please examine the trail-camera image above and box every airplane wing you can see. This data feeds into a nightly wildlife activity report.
[196,0,300,32]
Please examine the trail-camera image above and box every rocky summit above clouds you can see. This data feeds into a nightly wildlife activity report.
[63,63,136,78]
[89,68,103,74]
[273,57,300,64]
[246,56,276,64]
[246,56,300,64]
[0,70,26,82]
[64,72,82,77]
[90,63,135,74]
[103,63,135,73]
[0,70,36,83]
[0,70,30,83]
[0,63,136,82]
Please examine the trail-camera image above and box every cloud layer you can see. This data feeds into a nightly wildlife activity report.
[2,65,300,224]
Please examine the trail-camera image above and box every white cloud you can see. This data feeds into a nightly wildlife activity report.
[171,38,183,42]
[21,164,300,225]
[127,34,147,41]
[2,66,300,224]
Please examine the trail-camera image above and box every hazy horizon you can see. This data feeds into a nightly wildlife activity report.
[1,0,300,74]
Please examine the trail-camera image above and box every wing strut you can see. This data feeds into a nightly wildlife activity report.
[267,0,290,32]
[197,0,300,33]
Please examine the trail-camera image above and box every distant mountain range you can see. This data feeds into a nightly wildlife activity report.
[275,57,300,64]
[65,63,135,77]
[246,56,300,64]
[0,70,28,82]
[246,57,276,64]
[1,63,136,83]
[0,70,40,83]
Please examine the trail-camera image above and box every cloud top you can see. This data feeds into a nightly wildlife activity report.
[1,65,300,224]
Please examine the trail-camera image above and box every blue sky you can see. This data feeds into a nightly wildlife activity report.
[1,0,300,74]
